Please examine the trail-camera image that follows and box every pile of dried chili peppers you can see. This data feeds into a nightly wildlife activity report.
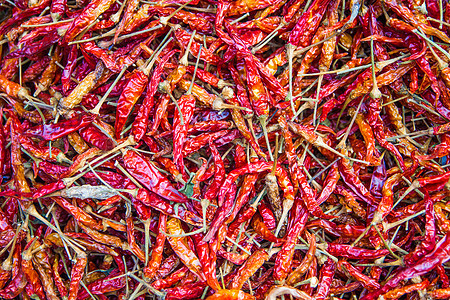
[2,0,450,298]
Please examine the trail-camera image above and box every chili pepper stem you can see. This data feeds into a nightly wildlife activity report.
[27,205,84,253]
[259,116,274,161]
[252,23,284,53]
[143,31,174,72]
[272,133,279,174]
[225,236,252,255]
[293,31,343,58]
[24,95,46,124]
[356,260,403,267]
[312,74,323,127]
[162,227,204,237]
[180,30,196,66]
[1,218,25,270]
[373,223,401,260]
[246,118,262,156]
[129,282,144,300]
[160,0,194,25]
[91,65,128,115]
[167,89,185,126]
[212,97,252,112]
[385,210,426,231]
[393,180,421,210]
[114,162,143,191]
[415,29,450,62]
[293,276,319,288]
[91,121,118,145]
[427,16,450,27]
[337,96,364,149]
[292,101,314,122]
[68,28,115,44]
[64,137,135,187]
[351,223,372,246]
[309,53,408,76]
[201,198,208,231]
[424,37,448,70]
[286,44,296,119]
[314,135,370,165]
[51,212,74,262]
[21,18,74,27]
[144,218,151,265]
[111,0,127,24]
[129,273,166,298]
[274,208,289,239]
[369,37,382,100]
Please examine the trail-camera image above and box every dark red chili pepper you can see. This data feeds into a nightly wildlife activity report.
[173,93,196,174]
[123,149,188,203]
[132,49,178,141]
[362,232,450,300]
[251,212,283,243]
[62,0,116,43]
[25,114,94,141]
[327,243,390,260]
[273,201,308,281]
[192,232,221,291]
[288,0,332,47]
[144,212,167,279]
[313,259,336,300]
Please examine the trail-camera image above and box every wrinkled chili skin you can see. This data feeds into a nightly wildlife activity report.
[362,232,450,300]
[144,213,167,280]
[3,0,450,299]
[0,0,51,36]
[327,243,390,259]
[273,201,308,281]
[62,0,116,43]
[25,114,95,141]
[123,150,188,203]
[115,70,149,138]
[77,269,126,300]
[173,95,196,174]
[165,282,206,300]
[289,0,332,47]
[314,259,336,300]
[132,49,178,142]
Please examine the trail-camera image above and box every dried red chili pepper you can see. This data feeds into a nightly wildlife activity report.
[144,213,167,279]
[123,149,189,203]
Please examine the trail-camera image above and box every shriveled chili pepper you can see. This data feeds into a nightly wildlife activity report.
[21,240,46,300]
[130,49,178,141]
[230,249,269,290]
[58,62,105,115]
[25,114,94,141]
[77,269,125,300]
[172,92,196,174]
[381,279,429,299]
[313,259,336,300]
[273,201,308,281]
[144,212,167,279]
[327,243,390,259]
[286,231,316,285]
[206,289,256,300]
[123,148,189,203]
[166,217,206,282]
[62,0,116,43]
[339,260,380,291]
[251,212,283,243]
[191,232,221,291]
